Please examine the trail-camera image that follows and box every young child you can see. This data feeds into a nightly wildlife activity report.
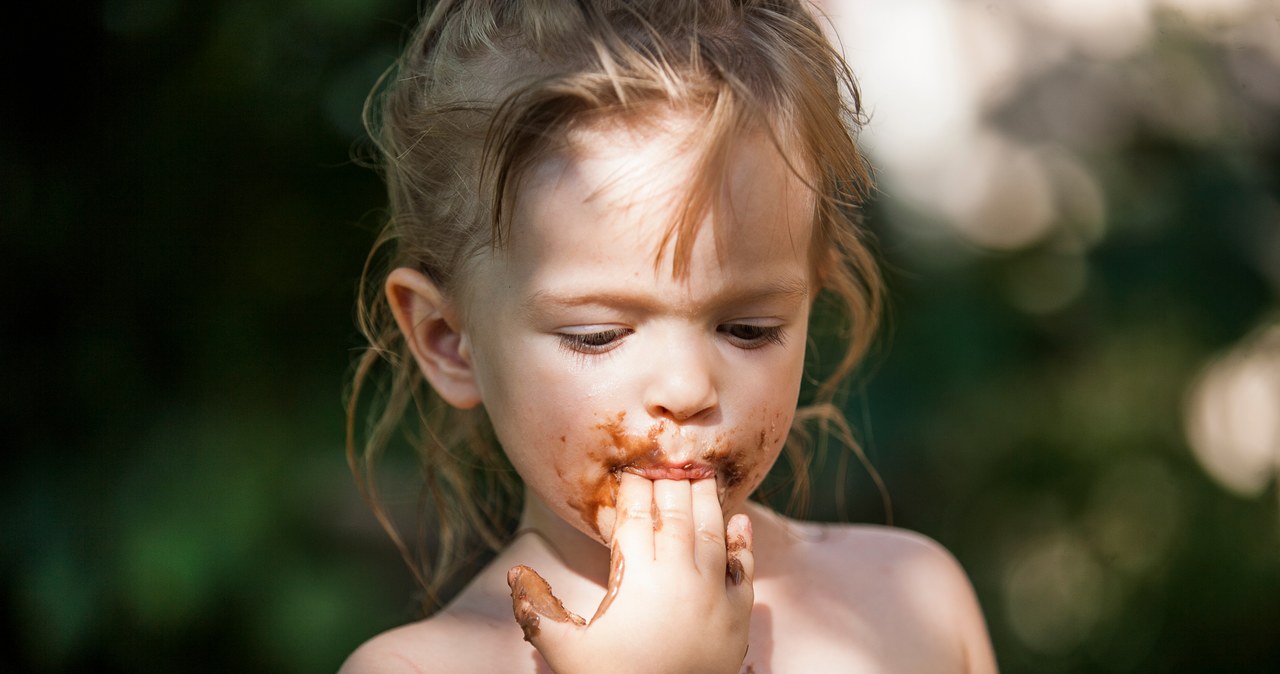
[342,1,998,671]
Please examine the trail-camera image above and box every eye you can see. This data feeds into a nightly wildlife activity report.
[559,327,633,354]
[718,323,787,349]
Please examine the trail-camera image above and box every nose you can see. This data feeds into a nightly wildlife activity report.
[643,337,719,423]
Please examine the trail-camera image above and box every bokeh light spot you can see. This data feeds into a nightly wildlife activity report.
[1003,529,1112,655]
[1184,323,1280,497]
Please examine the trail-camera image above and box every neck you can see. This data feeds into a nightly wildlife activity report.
[517,496,614,587]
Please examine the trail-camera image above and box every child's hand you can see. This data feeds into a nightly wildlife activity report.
[507,473,754,674]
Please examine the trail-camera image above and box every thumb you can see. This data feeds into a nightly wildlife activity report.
[507,565,586,652]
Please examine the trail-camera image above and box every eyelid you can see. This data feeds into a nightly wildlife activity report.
[718,322,788,349]
[557,326,633,355]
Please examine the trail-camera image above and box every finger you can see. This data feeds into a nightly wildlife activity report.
[589,543,626,624]
[507,565,586,652]
[691,477,727,577]
[612,472,655,561]
[724,513,755,610]
[652,478,694,562]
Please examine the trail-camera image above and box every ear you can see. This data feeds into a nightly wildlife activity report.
[385,267,482,409]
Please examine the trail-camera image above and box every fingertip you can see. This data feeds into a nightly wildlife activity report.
[506,564,584,626]
[617,470,649,490]
[691,476,718,495]
[613,471,656,557]
[507,564,525,591]
[725,515,755,590]
[726,512,753,548]
[616,472,654,512]
[507,565,539,642]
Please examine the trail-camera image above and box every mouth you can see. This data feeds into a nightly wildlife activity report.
[570,415,771,541]
[620,462,718,481]
[596,414,720,481]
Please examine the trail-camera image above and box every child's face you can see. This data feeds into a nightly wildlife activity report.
[461,117,815,543]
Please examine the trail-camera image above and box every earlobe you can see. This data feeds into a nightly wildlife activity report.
[385,267,483,409]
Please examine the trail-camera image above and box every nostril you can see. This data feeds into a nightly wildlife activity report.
[643,361,718,422]
[653,401,710,423]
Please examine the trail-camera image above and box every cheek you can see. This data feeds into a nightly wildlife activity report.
[554,432,619,542]
[709,406,795,506]
[474,352,628,541]
[714,349,805,497]
[557,413,666,542]
[482,332,804,540]
[562,464,620,543]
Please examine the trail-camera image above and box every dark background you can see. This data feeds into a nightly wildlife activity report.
[3,1,1278,672]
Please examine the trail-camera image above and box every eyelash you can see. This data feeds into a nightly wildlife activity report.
[558,328,633,355]
[558,324,786,357]
[718,323,787,349]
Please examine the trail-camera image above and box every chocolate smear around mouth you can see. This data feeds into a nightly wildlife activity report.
[567,412,663,536]
[567,412,769,538]
[507,565,585,641]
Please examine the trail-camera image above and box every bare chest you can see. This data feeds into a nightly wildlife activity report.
[736,583,958,674]
[469,606,951,674]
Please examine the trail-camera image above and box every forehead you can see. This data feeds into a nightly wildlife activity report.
[508,114,816,277]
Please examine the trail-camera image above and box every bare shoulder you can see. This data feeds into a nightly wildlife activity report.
[781,521,1000,673]
[335,580,535,674]
[339,608,529,674]
[339,620,444,674]
[340,540,549,674]
[795,524,976,612]
[811,523,969,580]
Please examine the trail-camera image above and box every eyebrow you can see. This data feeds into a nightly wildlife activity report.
[523,277,811,317]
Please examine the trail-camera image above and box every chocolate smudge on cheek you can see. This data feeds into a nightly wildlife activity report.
[567,468,620,539]
[566,411,790,537]
[508,565,585,642]
[589,547,626,624]
[706,442,750,496]
[566,411,666,539]
[705,415,792,504]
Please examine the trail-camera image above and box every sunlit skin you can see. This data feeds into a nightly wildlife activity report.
[464,119,810,550]
[345,115,1000,673]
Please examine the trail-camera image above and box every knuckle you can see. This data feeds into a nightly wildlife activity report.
[622,505,652,520]
[697,530,726,546]
[658,507,692,523]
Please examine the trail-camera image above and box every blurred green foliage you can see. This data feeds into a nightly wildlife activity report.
[3,1,1277,672]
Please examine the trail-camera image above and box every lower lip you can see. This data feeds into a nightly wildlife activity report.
[622,466,718,481]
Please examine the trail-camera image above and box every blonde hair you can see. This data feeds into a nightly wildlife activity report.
[347,0,884,613]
